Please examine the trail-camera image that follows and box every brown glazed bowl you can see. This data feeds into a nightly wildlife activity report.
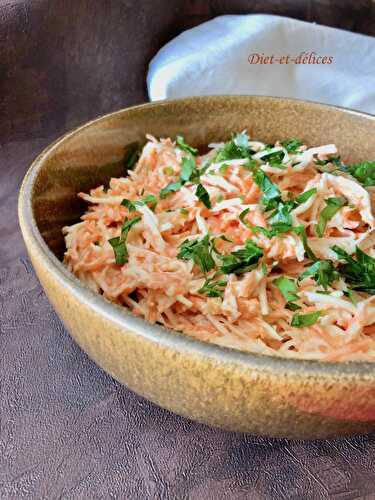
[19,96,375,439]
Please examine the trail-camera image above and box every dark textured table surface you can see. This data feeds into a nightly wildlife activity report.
[2,1,375,498]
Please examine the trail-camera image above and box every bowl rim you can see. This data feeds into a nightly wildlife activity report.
[18,94,375,378]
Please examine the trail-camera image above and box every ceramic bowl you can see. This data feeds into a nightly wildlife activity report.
[19,96,375,439]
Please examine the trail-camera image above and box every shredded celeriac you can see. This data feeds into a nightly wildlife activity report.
[63,133,375,361]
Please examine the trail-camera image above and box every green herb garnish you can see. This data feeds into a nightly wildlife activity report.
[286,302,302,311]
[269,189,316,230]
[141,194,158,210]
[176,135,198,156]
[160,181,183,199]
[217,235,233,243]
[121,216,141,239]
[239,208,251,228]
[160,149,201,198]
[343,160,375,187]
[253,169,282,210]
[315,197,347,237]
[108,237,128,265]
[273,276,299,302]
[291,311,322,328]
[196,184,211,208]
[109,215,141,265]
[260,147,285,167]
[121,198,137,211]
[198,277,227,298]
[181,156,200,183]
[332,245,375,294]
[177,235,216,273]
[273,275,301,311]
[294,188,317,204]
[281,138,303,153]
[293,225,317,261]
[313,155,343,174]
[251,226,274,238]
[267,201,294,233]
[315,155,341,166]
[259,188,316,236]
[215,132,253,162]
[299,260,339,290]
[220,240,263,275]
[121,194,157,212]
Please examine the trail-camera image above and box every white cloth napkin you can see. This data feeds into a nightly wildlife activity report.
[147,14,375,114]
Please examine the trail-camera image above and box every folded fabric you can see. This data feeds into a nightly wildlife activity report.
[147,14,375,114]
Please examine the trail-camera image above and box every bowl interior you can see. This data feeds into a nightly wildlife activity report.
[30,96,375,260]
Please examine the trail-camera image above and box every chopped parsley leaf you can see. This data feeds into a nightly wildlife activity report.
[281,138,303,153]
[251,226,275,238]
[343,160,375,187]
[273,276,299,302]
[314,155,342,167]
[160,181,182,199]
[109,215,141,265]
[315,197,347,237]
[294,188,317,205]
[299,260,339,290]
[109,237,127,265]
[259,188,316,236]
[267,201,294,233]
[196,184,211,208]
[314,155,343,173]
[121,194,157,212]
[120,198,136,211]
[181,156,200,183]
[253,170,282,210]
[293,225,317,261]
[239,208,251,228]
[217,235,233,243]
[260,148,285,166]
[286,302,302,311]
[332,245,375,294]
[198,277,227,298]
[177,235,216,273]
[291,311,322,328]
[220,240,263,275]
[248,188,316,239]
[215,132,253,162]
[176,135,198,156]
[121,216,141,239]
[141,194,158,210]
[160,150,201,198]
